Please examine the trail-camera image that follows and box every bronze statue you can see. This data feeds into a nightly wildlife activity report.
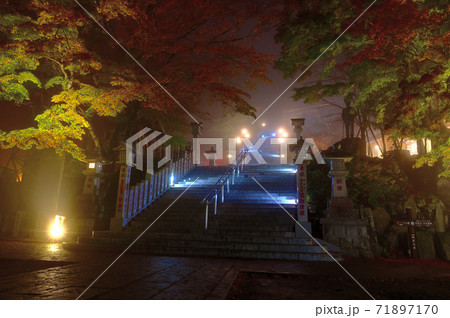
[341,105,355,138]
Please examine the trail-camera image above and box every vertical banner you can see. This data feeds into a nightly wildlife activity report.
[297,164,308,222]
[115,165,131,219]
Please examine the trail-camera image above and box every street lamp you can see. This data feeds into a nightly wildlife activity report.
[86,159,103,174]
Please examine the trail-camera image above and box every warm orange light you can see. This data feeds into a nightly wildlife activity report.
[278,128,285,134]
[49,215,65,239]
[236,137,242,144]
[241,128,248,135]
[261,123,266,127]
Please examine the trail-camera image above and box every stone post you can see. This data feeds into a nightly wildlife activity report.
[110,164,131,231]
[290,118,312,236]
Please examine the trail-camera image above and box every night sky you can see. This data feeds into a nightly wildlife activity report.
[200,29,342,150]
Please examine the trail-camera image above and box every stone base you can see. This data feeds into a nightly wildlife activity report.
[327,198,355,213]
[415,231,436,259]
[109,217,125,232]
[435,232,450,261]
[321,217,374,258]
[295,221,312,237]
[70,217,95,238]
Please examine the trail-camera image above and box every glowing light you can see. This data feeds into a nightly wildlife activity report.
[282,132,288,137]
[244,134,250,138]
[170,174,174,186]
[48,244,60,252]
[261,123,266,127]
[279,137,285,143]
[88,162,96,169]
[241,128,248,135]
[278,128,285,134]
[261,134,265,138]
[227,154,232,158]
[49,215,65,239]
[281,154,285,158]
[236,137,242,144]
[271,132,276,137]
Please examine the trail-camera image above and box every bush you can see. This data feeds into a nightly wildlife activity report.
[347,156,409,212]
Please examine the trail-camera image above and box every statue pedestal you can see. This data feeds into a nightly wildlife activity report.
[321,156,374,257]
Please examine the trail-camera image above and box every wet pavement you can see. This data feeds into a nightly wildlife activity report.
[0,240,449,300]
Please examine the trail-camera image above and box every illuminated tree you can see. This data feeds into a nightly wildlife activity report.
[0,0,282,161]
[275,0,449,175]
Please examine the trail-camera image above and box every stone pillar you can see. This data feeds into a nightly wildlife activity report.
[290,118,312,236]
[110,165,131,231]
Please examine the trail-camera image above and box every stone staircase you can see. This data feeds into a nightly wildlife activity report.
[69,165,340,261]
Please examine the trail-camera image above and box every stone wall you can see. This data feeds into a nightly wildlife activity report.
[321,211,374,258]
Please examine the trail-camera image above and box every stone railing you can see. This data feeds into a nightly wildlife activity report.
[110,151,194,231]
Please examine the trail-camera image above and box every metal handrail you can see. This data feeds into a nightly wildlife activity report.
[201,147,248,229]
[201,147,248,205]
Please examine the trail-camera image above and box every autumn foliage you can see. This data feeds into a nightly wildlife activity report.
[0,0,282,160]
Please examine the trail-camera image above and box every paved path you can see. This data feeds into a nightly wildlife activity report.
[0,240,449,299]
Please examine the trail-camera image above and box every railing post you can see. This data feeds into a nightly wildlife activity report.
[164,166,169,189]
[155,171,161,197]
[221,185,224,202]
[133,185,139,216]
[127,188,134,219]
[138,181,144,210]
[144,180,149,206]
[232,168,235,185]
[214,194,218,215]
[205,204,209,229]
[227,178,230,193]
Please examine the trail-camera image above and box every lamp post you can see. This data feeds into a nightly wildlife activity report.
[78,154,104,234]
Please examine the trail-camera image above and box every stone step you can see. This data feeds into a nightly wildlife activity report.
[92,231,311,244]
[68,240,335,261]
